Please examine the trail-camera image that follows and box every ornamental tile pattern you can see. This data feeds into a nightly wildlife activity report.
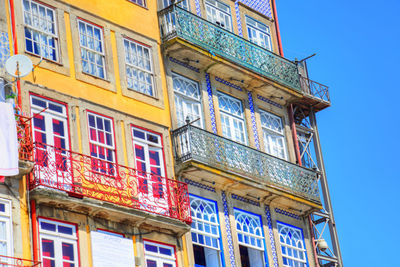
[234,1,243,37]
[184,178,216,192]
[221,191,236,267]
[0,32,10,69]
[231,193,260,207]
[266,205,279,267]
[275,208,301,220]
[215,76,242,91]
[239,0,272,18]
[169,57,199,73]
[257,94,283,109]
[248,91,261,150]
[195,0,202,16]
[205,73,218,134]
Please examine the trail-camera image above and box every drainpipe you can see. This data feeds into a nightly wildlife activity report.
[8,0,22,108]
[288,104,302,166]
[271,0,284,57]
[30,200,39,262]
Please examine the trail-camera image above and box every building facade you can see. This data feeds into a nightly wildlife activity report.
[0,0,341,266]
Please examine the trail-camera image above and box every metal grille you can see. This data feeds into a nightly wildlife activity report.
[172,125,320,202]
[159,6,301,92]
[29,142,192,223]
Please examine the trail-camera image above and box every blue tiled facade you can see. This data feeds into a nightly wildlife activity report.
[0,31,10,69]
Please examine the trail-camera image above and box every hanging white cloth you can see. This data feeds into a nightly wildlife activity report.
[0,102,19,176]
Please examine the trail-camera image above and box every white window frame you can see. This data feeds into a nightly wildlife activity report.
[123,38,155,96]
[234,209,266,267]
[143,240,176,267]
[132,127,165,178]
[260,110,287,160]
[0,199,13,260]
[78,19,106,79]
[129,0,147,8]
[205,0,233,31]
[246,16,272,51]
[31,95,69,148]
[172,73,203,128]
[22,0,59,61]
[87,112,116,168]
[217,92,247,145]
[163,0,189,10]
[38,218,79,267]
[277,222,308,267]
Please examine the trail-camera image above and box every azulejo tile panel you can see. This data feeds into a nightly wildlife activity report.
[247,91,261,150]
[0,32,10,69]
[239,0,272,18]
[266,205,279,267]
[222,191,236,267]
[205,73,218,134]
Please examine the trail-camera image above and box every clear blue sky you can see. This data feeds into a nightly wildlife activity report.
[276,0,399,266]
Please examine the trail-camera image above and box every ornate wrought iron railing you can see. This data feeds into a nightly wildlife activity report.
[16,114,33,161]
[29,142,192,223]
[172,125,320,202]
[0,255,41,266]
[300,76,330,103]
[159,6,301,92]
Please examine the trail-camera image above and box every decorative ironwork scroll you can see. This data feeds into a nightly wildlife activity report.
[172,125,320,202]
[30,143,192,223]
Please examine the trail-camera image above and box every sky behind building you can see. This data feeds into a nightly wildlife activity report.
[277,0,400,266]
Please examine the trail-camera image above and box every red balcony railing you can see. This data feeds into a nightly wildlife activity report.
[0,255,40,266]
[29,143,192,223]
[16,114,33,161]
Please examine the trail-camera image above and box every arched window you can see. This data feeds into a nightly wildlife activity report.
[277,222,308,267]
[190,196,222,267]
[234,209,265,266]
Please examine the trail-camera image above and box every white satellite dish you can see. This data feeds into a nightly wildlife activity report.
[5,54,33,78]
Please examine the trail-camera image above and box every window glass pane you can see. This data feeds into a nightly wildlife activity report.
[145,244,158,253]
[62,242,75,261]
[42,239,55,257]
[58,225,73,235]
[41,221,56,232]
[146,260,157,267]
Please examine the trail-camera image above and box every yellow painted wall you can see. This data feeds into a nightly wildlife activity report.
[17,0,171,127]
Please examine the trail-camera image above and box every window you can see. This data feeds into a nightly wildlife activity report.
[190,196,222,267]
[218,92,247,144]
[31,96,70,179]
[173,73,203,128]
[23,0,59,61]
[39,218,79,267]
[78,19,106,79]
[205,0,232,31]
[260,110,287,160]
[277,222,308,267]
[144,240,176,267]
[0,200,12,261]
[129,0,146,8]
[163,0,189,9]
[246,16,272,51]
[132,127,165,198]
[87,112,116,175]
[124,39,154,96]
[234,209,266,267]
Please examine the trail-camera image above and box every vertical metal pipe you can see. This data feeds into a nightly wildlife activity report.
[288,104,302,166]
[308,215,320,267]
[271,0,284,56]
[30,199,39,262]
[309,108,343,266]
[9,0,22,108]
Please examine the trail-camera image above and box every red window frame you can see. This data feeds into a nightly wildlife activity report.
[36,216,81,267]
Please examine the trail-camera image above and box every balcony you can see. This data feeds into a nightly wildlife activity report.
[29,143,192,224]
[172,125,321,204]
[0,255,40,266]
[16,114,34,174]
[159,6,331,108]
[298,76,331,111]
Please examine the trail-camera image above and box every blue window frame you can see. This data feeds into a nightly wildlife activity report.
[190,195,224,267]
[234,208,267,267]
[277,222,308,267]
